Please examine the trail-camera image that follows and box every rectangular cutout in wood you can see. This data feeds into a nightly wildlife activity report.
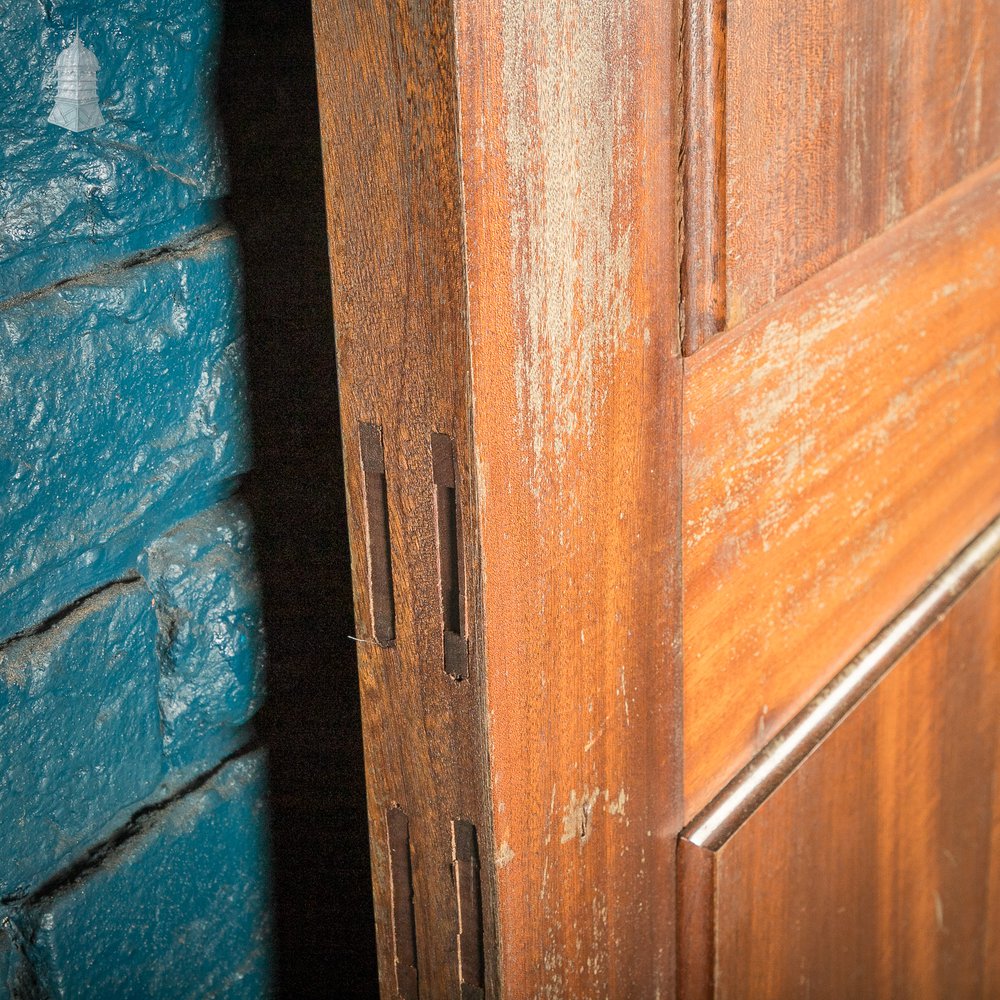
[359,422,396,645]
[453,819,485,999]
[387,808,419,1000]
[432,433,469,679]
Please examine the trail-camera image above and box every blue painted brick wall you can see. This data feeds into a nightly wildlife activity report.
[3,752,271,1000]
[141,499,266,772]
[0,502,265,903]
[0,579,163,899]
[1,2,226,300]
[0,2,272,995]
[0,231,249,640]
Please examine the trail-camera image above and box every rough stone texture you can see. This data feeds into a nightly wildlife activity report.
[0,501,265,899]
[0,2,273,993]
[140,499,266,770]
[0,0,226,301]
[0,928,9,994]
[0,231,249,640]
[0,580,163,899]
[0,912,47,1000]
[21,751,271,999]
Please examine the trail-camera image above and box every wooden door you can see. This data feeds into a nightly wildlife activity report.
[676,2,1000,995]
[311,1,1000,996]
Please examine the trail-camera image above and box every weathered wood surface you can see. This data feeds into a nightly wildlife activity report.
[313,3,495,997]
[315,0,1000,994]
[679,522,1000,999]
[313,1,683,996]
[683,161,1000,817]
[683,0,1000,346]
[454,2,684,994]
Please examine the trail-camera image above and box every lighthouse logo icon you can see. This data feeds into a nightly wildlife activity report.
[48,28,105,133]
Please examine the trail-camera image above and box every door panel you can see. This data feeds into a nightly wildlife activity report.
[683,161,1000,816]
[685,0,1000,341]
[680,0,1000,990]
[725,0,1000,326]
[679,522,1000,999]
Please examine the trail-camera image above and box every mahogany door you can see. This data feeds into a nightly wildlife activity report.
[678,3,1000,996]
[311,1,1000,996]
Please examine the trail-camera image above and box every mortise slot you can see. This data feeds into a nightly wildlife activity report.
[359,423,396,645]
[387,808,420,1000]
[431,433,469,679]
[452,820,485,999]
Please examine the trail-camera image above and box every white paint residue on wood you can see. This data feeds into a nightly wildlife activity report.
[501,0,635,496]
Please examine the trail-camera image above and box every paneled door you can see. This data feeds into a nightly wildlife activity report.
[677,3,1000,996]
[312,1,1000,996]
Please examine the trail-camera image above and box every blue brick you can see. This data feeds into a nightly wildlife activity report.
[27,751,272,1000]
[0,917,18,997]
[0,231,249,640]
[0,497,265,900]
[0,911,45,1000]
[140,499,266,770]
[0,581,164,898]
[0,1,227,300]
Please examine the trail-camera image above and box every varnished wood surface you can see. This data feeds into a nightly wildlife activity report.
[312,4,496,997]
[453,2,683,995]
[314,1,683,996]
[681,0,727,351]
[683,0,1000,345]
[679,526,1000,999]
[724,0,1000,328]
[316,0,1000,993]
[683,160,1000,817]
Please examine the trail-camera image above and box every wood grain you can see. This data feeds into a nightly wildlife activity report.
[679,527,1000,999]
[312,4,496,996]
[314,1,683,996]
[724,0,1000,327]
[681,0,727,352]
[683,160,1000,817]
[453,2,683,995]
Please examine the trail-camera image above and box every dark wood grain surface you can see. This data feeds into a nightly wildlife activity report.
[313,1,1000,995]
[683,0,1000,344]
[728,0,1000,326]
[312,4,496,996]
[680,523,1000,999]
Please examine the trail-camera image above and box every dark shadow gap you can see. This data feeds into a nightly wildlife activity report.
[216,4,378,996]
